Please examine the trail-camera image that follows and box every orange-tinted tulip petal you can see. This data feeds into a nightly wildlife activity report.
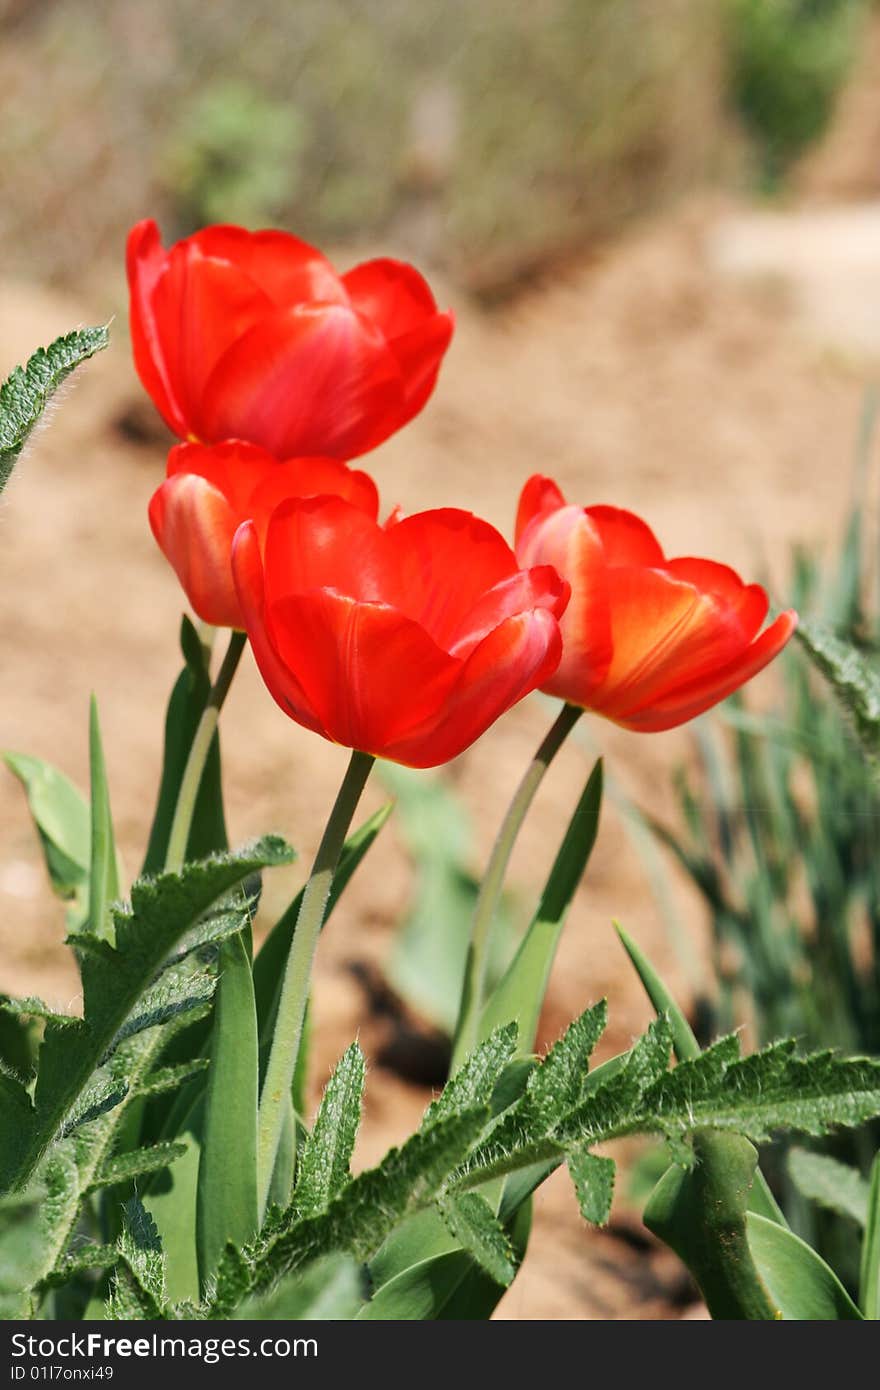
[514,474,797,733]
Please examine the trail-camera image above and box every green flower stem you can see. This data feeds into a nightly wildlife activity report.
[257,748,375,1218]
[451,701,583,1071]
[164,629,248,874]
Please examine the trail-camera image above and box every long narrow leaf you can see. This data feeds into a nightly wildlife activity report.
[197,930,260,1287]
[479,760,602,1054]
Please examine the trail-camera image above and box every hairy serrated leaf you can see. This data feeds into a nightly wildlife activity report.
[112,971,217,1050]
[797,619,880,756]
[425,1023,518,1125]
[111,1198,166,1318]
[0,325,109,495]
[567,1150,615,1226]
[87,1142,187,1195]
[438,1192,516,1286]
[133,1058,210,1100]
[3,836,293,1192]
[294,1043,365,1217]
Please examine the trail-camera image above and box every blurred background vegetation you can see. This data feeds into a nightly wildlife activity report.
[0,0,872,298]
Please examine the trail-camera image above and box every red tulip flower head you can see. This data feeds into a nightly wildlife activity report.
[231,498,569,768]
[149,441,378,628]
[515,476,797,732]
[127,221,454,459]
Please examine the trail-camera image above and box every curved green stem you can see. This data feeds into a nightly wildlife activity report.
[451,701,583,1071]
[257,749,375,1218]
[164,629,247,874]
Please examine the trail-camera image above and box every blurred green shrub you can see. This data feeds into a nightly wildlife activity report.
[158,80,306,233]
[725,0,867,186]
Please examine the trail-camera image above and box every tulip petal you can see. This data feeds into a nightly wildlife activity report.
[449,565,569,658]
[127,219,188,436]
[385,312,455,421]
[590,567,758,720]
[663,557,768,634]
[617,611,798,732]
[149,474,242,628]
[166,440,278,516]
[248,457,379,534]
[197,304,403,458]
[586,505,665,567]
[388,608,563,768]
[385,508,523,648]
[261,495,394,606]
[342,258,441,338]
[231,521,327,736]
[518,504,614,702]
[186,225,347,306]
[152,242,275,425]
[515,475,568,548]
[266,592,460,755]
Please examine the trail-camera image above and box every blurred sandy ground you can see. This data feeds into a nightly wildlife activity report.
[2,4,880,1321]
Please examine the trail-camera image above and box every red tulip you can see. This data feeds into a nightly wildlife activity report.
[149,441,378,628]
[127,220,454,459]
[515,476,797,732]
[231,497,569,767]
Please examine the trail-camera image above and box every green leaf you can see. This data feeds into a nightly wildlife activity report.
[142,616,228,876]
[254,803,391,1044]
[3,752,90,927]
[235,1252,367,1320]
[747,1212,863,1320]
[437,1192,516,1287]
[860,1152,880,1319]
[1,836,293,1192]
[294,1043,365,1217]
[479,760,602,1054]
[87,1142,188,1195]
[86,696,120,942]
[796,619,880,756]
[567,1150,615,1225]
[197,930,259,1287]
[109,1198,166,1319]
[0,324,109,496]
[787,1148,870,1227]
[113,970,216,1048]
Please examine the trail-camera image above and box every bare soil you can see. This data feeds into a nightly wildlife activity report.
[1,185,877,1317]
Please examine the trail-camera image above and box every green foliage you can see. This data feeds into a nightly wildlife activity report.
[726,0,865,184]
[860,1153,880,1318]
[3,752,90,930]
[0,325,108,496]
[0,836,293,1193]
